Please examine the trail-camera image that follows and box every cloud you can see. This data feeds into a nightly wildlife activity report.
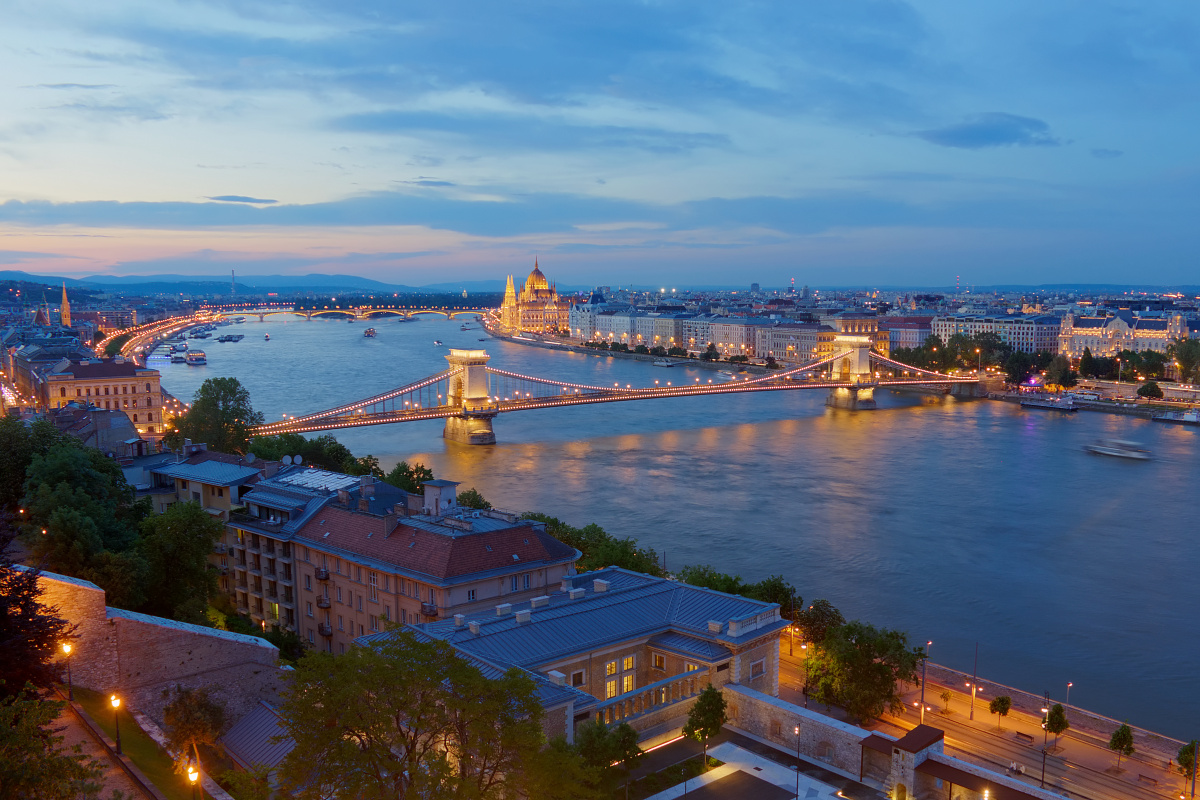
[0,249,78,264]
[33,83,117,90]
[1091,148,1124,159]
[206,195,278,204]
[915,113,1063,149]
[396,180,455,187]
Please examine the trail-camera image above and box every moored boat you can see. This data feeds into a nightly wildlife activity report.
[433,339,443,346]
[1020,395,1077,412]
[363,328,377,338]
[652,359,674,367]
[1083,439,1152,460]
[186,351,207,365]
[264,333,270,341]
[1154,408,1200,425]
[171,353,186,364]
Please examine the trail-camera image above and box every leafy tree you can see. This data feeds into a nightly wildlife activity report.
[0,524,72,700]
[1178,740,1198,780]
[701,343,719,362]
[262,626,308,663]
[1004,351,1033,385]
[682,685,726,764]
[989,695,1012,729]
[171,377,264,454]
[163,685,227,773]
[138,502,223,622]
[674,565,748,596]
[795,599,845,646]
[0,417,72,511]
[1168,337,1200,382]
[1137,381,1163,399]
[673,567,799,617]
[0,687,104,799]
[1079,347,1097,378]
[1046,703,1069,747]
[277,629,557,799]
[248,433,355,471]
[345,454,384,478]
[633,344,649,354]
[575,721,642,794]
[382,460,435,493]
[220,764,272,800]
[668,346,688,357]
[939,689,952,714]
[1138,350,1168,379]
[516,736,601,800]
[807,621,922,723]
[521,513,664,576]
[649,346,667,357]
[1044,355,1078,389]
[1108,722,1135,770]
[457,488,492,509]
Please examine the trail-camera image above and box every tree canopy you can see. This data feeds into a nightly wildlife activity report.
[249,433,355,472]
[795,599,845,645]
[521,513,664,576]
[0,688,105,799]
[682,685,726,763]
[806,621,922,723]
[1045,703,1069,745]
[989,695,1012,728]
[0,524,72,700]
[382,460,435,493]
[457,488,492,510]
[1137,380,1163,399]
[170,377,264,454]
[674,565,801,618]
[163,685,227,772]
[1168,337,1200,383]
[139,502,224,623]
[1108,722,1135,770]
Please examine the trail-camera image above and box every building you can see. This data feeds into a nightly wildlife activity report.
[877,316,933,351]
[931,314,1061,354]
[31,356,165,440]
[217,467,580,652]
[72,308,138,332]
[1057,313,1188,358]
[754,322,837,363]
[147,443,277,518]
[365,565,788,739]
[499,260,573,334]
[59,283,71,328]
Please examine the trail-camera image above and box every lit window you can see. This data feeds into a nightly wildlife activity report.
[605,661,618,676]
[605,679,618,699]
[652,653,665,670]
[622,675,634,694]
[622,655,634,672]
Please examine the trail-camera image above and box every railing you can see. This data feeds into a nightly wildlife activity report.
[315,568,330,581]
[263,568,276,578]
[266,591,279,600]
[235,581,248,590]
[278,572,293,585]
[594,667,708,727]
[420,602,439,617]
[317,623,333,637]
[316,596,331,608]
[229,512,286,533]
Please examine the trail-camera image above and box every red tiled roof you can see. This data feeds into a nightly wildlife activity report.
[293,506,577,581]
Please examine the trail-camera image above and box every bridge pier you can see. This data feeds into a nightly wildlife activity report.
[443,348,499,445]
[444,415,496,445]
[826,386,876,410]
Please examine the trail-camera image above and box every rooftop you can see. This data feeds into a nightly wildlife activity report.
[151,460,262,487]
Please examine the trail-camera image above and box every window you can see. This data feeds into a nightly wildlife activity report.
[750,659,765,680]
[605,679,618,699]
[304,575,312,590]
[370,615,378,631]
[684,662,700,673]
[336,587,342,603]
[652,653,666,671]
[303,546,310,562]
[605,661,618,677]
[622,655,634,671]
[369,572,378,601]
[467,589,476,602]
[717,663,730,672]
[131,413,136,421]
[216,488,223,498]
[356,567,362,581]
[179,480,188,490]
[338,615,343,631]
[306,602,313,617]
[523,573,531,590]
[307,629,314,643]
[510,576,518,592]
[357,596,363,611]
[622,675,634,694]
[571,670,585,687]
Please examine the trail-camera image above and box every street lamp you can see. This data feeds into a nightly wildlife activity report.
[800,643,810,708]
[61,643,73,701]
[920,641,932,725]
[794,725,802,798]
[1066,682,1072,710]
[187,763,199,800]
[110,694,122,755]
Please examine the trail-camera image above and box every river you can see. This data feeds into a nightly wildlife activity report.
[163,315,1200,739]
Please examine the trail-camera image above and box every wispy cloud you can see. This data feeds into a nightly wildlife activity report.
[206,195,278,204]
[915,113,1064,149]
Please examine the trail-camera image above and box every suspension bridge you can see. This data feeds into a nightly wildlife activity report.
[253,333,982,445]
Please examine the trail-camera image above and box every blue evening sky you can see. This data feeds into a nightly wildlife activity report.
[1,1,1197,287]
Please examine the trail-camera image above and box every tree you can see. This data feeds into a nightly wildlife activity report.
[1044,355,1078,389]
[1004,351,1033,385]
[103,334,132,358]
[520,513,664,577]
[0,524,72,700]
[795,599,845,646]
[576,721,642,795]
[1177,740,1198,780]
[1138,350,1168,380]
[1108,722,1135,771]
[345,454,384,478]
[1137,381,1163,399]
[989,695,1012,729]
[138,502,224,622]
[382,460,435,493]
[682,685,726,765]
[277,629,556,799]
[1046,703,1069,747]
[220,764,273,800]
[0,417,73,511]
[516,736,601,800]
[0,687,104,799]
[673,567,799,618]
[633,344,649,354]
[1079,347,1097,379]
[939,689,952,714]
[807,621,922,723]
[249,433,355,472]
[701,343,719,361]
[163,685,227,774]
[457,488,492,510]
[172,377,264,454]
[1168,337,1200,383]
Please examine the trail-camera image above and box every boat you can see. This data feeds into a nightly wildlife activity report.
[478,337,488,342]
[186,351,207,365]
[171,342,188,352]
[1154,409,1200,425]
[171,354,186,364]
[234,317,246,323]
[652,359,674,367]
[1083,439,1152,460]
[717,371,737,381]
[433,340,443,346]
[264,333,270,341]
[1020,395,1077,412]
[363,328,377,338]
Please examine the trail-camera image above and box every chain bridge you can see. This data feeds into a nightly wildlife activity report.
[253,334,981,445]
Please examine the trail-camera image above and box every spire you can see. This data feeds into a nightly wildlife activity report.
[60,282,71,328]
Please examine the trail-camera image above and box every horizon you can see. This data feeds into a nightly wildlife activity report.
[3,3,1198,286]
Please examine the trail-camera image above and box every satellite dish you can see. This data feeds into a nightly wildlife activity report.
[245,452,256,463]
[294,454,303,465]
[282,455,293,465]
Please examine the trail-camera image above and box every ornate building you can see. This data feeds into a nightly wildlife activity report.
[500,260,573,334]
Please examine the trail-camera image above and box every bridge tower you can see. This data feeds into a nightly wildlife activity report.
[443,349,498,445]
[826,333,877,410]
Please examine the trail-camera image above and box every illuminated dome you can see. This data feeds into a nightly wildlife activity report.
[523,260,550,293]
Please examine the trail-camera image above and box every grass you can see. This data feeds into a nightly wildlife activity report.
[72,686,196,800]
[628,756,724,800]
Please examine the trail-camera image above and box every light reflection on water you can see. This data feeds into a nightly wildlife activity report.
[162,316,1199,738]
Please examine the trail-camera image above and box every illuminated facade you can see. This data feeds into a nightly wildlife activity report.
[499,260,573,334]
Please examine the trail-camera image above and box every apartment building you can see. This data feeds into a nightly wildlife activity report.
[754,322,837,363]
[32,357,165,440]
[931,314,1061,354]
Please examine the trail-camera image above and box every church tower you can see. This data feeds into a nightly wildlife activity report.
[60,283,71,328]
[501,275,518,329]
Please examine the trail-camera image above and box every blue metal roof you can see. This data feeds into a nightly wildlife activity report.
[151,460,261,487]
[220,702,294,772]
[241,489,310,512]
[648,632,732,662]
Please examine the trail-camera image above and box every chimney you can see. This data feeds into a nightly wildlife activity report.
[468,621,481,635]
[515,610,531,624]
[560,578,572,593]
[337,489,351,505]
[569,588,585,600]
[453,614,466,627]
[360,475,375,496]
[547,670,566,686]
[495,603,512,616]
[708,620,723,634]
[727,619,741,637]
[531,595,550,609]
[383,508,401,537]
[358,497,369,512]
[593,579,610,593]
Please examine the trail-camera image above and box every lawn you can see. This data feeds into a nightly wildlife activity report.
[72,686,196,800]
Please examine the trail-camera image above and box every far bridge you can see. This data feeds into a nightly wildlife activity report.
[253,334,981,445]
[199,305,492,322]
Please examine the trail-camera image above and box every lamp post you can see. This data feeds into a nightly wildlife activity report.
[789,596,794,657]
[794,726,802,799]
[187,763,199,800]
[110,694,122,755]
[1066,682,1072,711]
[969,642,979,721]
[920,641,932,725]
[800,643,809,708]
[976,348,982,373]
[61,643,73,701]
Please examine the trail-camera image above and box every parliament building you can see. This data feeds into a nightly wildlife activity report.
[499,260,573,334]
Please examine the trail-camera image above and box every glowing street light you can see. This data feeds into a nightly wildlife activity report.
[110,694,122,754]
[62,643,74,700]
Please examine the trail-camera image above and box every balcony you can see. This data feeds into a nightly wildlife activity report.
[213,543,227,554]
[594,667,707,729]
[266,591,279,600]
[317,623,333,637]
[235,580,248,590]
[316,596,331,609]
[315,568,330,581]
[229,511,286,534]
[263,568,276,578]
[420,603,439,618]
[278,573,293,585]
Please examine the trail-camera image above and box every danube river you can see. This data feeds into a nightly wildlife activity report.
[164,315,1200,738]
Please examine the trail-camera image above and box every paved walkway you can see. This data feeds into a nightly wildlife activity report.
[643,741,843,800]
[54,705,144,799]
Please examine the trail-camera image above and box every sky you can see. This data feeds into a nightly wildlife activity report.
[1,1,1198,288]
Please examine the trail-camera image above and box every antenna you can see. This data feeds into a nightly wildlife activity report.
[282,455,293,465]
[231,269,236,296]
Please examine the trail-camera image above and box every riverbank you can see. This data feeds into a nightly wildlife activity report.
[989,391,1193,419]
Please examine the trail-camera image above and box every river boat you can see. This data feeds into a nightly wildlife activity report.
[234,317,246,323]
[264,333,270,341]
[478,337,488,341]
[186,351,207,365]
[1020,395,1077,412]
[363,328,377,338]
[717,371,737,381]
[1154,408,1200,425]
[433,339,443,346]
[1083,439,1152,460]
[171,342,188,352]
[147,350,171,364]
[652,359,674,367]
[171,353,186,363]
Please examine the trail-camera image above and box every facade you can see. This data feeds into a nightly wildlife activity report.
[218,467,579,652]
[72,308,138,332]
[148,445,273,518]
[1058,313,1188,358]
[877,316,933,351]
[932,314,1061,354]
[754,322,837,363]
[499,261,573,334]
[30,357,164,440]
[366,565,788,740]
[710,318,773,358]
